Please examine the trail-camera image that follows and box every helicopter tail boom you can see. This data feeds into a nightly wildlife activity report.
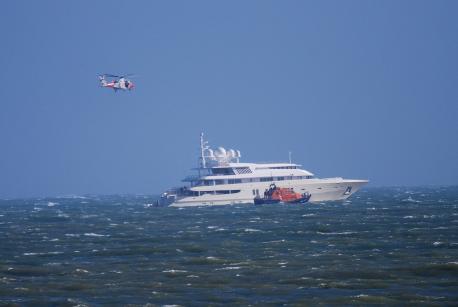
[98,75,108,87]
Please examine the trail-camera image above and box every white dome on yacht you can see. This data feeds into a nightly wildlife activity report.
[215,147,226,158]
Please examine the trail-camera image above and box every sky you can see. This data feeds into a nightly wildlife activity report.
[1,1,457,198]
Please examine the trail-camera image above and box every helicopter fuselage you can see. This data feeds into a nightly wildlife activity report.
[99,76,134,91]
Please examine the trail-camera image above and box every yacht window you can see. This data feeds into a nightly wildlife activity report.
[211,168,235,175]
[198,169,211,176]
[260,177,274,182]
[195,180,205,186]
[214,190,241,194]
[203,180,214,185]
[267,166,297,170]
[214,179,225,185]
[234,167,252,174]
[228,179,242,184]
[276,177,285,181]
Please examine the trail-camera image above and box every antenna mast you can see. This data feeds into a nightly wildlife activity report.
[200,132,206,169]
[289,151,292,164]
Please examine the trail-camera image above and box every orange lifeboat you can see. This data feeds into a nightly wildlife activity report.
[254,184,311,205]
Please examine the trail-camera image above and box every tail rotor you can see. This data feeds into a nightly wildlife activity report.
[98,74,107,86]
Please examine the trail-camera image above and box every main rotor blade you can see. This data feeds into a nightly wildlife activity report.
[101,73,137,79]
[121,74,136,78]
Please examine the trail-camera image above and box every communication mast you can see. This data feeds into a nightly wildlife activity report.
[200,132,207,169]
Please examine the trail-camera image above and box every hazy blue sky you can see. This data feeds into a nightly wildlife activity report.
[1,1,457,198]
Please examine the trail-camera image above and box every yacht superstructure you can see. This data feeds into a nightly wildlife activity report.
[159,133,368,207]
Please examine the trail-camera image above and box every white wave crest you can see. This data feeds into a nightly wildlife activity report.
[84,233,108,237]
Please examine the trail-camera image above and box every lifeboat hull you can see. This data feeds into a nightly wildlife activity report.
[254,192,311,205]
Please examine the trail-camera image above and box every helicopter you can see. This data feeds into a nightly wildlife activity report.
[98,74,135,91]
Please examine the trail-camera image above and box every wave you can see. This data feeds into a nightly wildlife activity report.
[244,228,262,232]
[317,231,357,235]
[401,196,421,203]
[84,233,109,237]
[215,266,241,270]
[23,251,63,256]
[162,269,188,273]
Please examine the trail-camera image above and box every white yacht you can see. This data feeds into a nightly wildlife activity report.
[159,133,368,207]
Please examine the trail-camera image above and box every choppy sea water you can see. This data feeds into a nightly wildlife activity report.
[0,187,457,306]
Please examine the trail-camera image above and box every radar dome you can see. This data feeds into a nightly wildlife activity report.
[215,147,227,157]
[205,148,214,158]
[228,149,236,159]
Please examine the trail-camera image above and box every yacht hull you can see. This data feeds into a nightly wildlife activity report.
[169,179,368,207]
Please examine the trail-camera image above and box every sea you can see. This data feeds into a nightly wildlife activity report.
[0,186,457,306]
